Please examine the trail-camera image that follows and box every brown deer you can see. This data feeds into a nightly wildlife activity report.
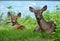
[8,12,25,30]
[29,5,56,34]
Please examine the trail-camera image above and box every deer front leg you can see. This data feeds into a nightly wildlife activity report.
[34,25,42,32]
[17,25,25,30]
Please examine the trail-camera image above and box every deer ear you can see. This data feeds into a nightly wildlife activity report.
[41,5,47,11]
[29,7,35,12]
[17,12,21,17]
[8,12,12,17]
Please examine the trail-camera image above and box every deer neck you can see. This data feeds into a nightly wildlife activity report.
[35,14,48,29]
[36,16,45,25]
[12,21,19,26]
[39,17,49,29]
[36,16,44,30]
[40,17,45,23]
[39,16,47,25]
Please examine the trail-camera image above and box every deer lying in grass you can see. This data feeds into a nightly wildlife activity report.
[29,5,56,34]
[8,12,25,30]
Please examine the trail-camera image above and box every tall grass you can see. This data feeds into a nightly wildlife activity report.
[0,11,60,41]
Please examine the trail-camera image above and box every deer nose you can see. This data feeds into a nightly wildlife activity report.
[12,20,15,22]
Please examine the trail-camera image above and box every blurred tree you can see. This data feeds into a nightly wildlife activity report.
[56,5,60,11]
[7,6,13,12]
[0,13,4,25]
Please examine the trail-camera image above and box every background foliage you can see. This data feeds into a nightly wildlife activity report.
[0,6,60,41]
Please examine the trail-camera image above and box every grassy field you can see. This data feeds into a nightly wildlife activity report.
[0,11,60,41]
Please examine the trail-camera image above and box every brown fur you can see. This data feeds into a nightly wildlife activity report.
[8,12,25,30]
[29,5,56,34]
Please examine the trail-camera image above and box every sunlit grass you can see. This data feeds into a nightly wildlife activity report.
[0,11,60,41]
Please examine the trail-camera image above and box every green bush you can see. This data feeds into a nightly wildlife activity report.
[0,10,60,41]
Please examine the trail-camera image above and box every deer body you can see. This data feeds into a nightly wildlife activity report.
[39,18,55,34]
[34,25,42,32]
[8,12,25,30]
[12,24,25,30]
[29,5,56,34]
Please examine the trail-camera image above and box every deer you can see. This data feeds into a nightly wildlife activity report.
[29,5,56,34]
[8,12,25,30]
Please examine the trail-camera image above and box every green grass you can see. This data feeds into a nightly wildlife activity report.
[0,29,57,41]
[0,11,60,41]
[0,28,60,41]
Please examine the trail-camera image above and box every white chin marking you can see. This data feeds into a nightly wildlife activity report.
[13,20,15,22]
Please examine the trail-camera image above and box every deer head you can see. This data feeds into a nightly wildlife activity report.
[8,12,21,26]
[29,5,47,19]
